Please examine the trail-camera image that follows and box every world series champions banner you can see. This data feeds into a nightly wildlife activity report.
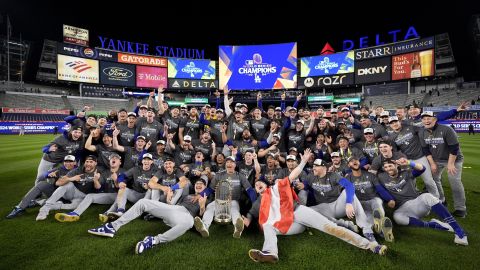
[168,58,216,79]
[219,42,297,90]
[300,51,354,77]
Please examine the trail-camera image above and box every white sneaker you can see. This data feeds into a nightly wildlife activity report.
[194,216,209,237]
[233,217,244,238]
[36,211,48,221]
[430,218,454,233]
[454,235,468,246]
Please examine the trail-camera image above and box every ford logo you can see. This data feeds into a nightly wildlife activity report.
[83,48,95,57]
[103,67,133,79]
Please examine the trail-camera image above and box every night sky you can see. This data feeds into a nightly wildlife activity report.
[3,0,480,81]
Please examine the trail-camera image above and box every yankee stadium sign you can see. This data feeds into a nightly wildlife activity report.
[98,36,205,59]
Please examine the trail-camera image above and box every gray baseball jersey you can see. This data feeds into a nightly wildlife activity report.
[43,135,83,163]
[209,171,251,201]
[153,168,185,187]
[345,171,379,201]
[377,169,418,206]
[304,172,344,204]
[371,151,407,173]
[124,166,157,193]
[419,124,463,162]
[389,124,424,160]
[116,124,136,147]
[100,168,125,193]
[65,167,100,194]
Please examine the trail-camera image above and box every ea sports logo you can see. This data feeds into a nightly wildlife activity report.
[83,48,94,57]
[304,77,314,87]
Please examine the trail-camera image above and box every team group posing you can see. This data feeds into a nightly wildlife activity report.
[7,88,469,263]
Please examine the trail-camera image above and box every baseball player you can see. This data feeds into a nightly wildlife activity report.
[36,155,101,221]
[247,149,387,263]
[54,153,124,222]
[84,130,119,169]
[103,153,157,219]
[112,129,149,170]
[6,155,77,219]
[193,156,257,238]
[377,158,468,245]
[302,158,377,242]
[345,156,394,242]
[116,112,137,147]
[419,111,467,217]
[35,125,83,184]
[87,178,209,255]
[387,115,440,199]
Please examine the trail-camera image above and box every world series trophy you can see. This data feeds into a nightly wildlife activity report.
[214,176,233,224]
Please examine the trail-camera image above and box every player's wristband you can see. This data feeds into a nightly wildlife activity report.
[171,183,180,191]
[409,160,416,168]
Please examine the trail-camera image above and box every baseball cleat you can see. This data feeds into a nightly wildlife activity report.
[55,212,80,222]
[452,210,467,218]
[135,236,155,254]
[454,234,468,246]
[194,216,209,237]
[364,232,377,243]
[370,244,387,255]
[98,213,109,223]
[6,206,25,219]
[381,217,394,242]
[87,223,116,238]
[248,249,279,263]
[233,217,244,238]
[430,218,454,232]
[373,208,384,234]
[36,211,48,221]
[107,211,123,221]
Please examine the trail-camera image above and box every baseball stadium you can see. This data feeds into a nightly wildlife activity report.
[1,2,479,269]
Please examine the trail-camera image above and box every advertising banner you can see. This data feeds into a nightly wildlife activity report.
[355,44,393,61]
[118,53,167,67]
[168,58,216,79]
[2,107,70,114]
[364,81,408,96]
[307,96,334,102]
[63,25,89,46]
[0,122,70,134]
[168,79,217,89]
[136,66,167,88]
[99,61,135,87]
[355,57,391,84]
[438,120,480,133]
[392,37,435,55]
[300,51,354,77]
[219,42,297,90]
[299,73,354,88]
[185,97,208,104]
[58,43,116,61]
[57,55,99,83]
[392,49,434,80]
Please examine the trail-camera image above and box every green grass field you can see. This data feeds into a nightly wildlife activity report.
[0,134,479,269]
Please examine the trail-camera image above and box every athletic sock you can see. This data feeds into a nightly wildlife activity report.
[431,203,466,238]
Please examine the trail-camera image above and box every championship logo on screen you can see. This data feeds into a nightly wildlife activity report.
[315,57,338,74]
[181,62,203,78]
[239,53,277,84]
